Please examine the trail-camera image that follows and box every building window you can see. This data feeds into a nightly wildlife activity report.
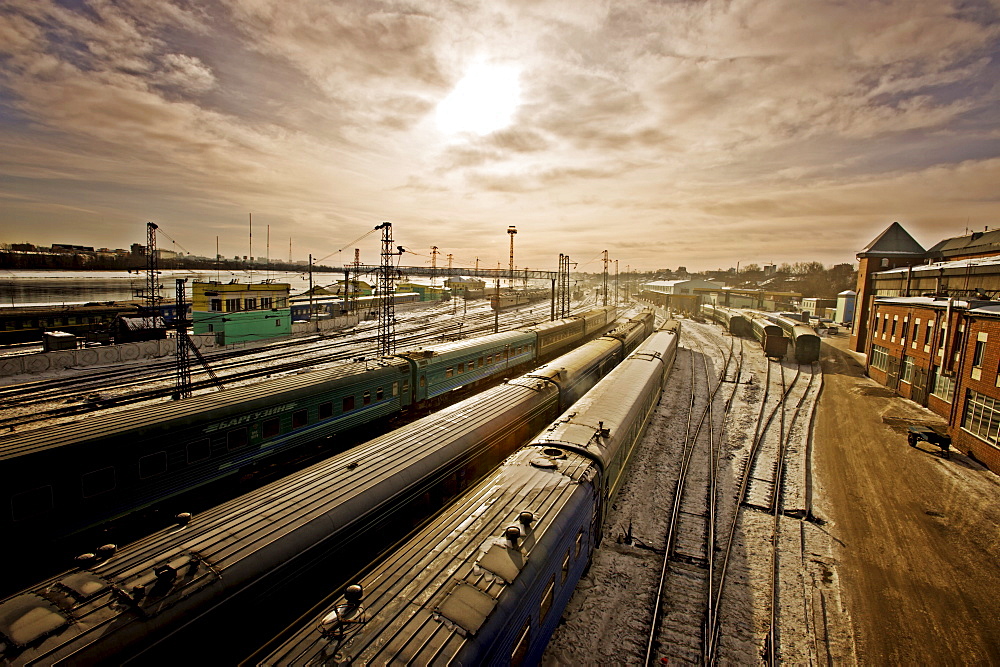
[139,452,168,479]
[245,298,257,310]
[900,356,914,384]
[925,321,933,347]
[210,299,222,312]
[275,319,281,327]
[262,417,280,438]
[931,368,954,402]
[82,467,116,498]
[292,409,308,428]
[963,390,1000,446]
[973,339,986,368]
[187,438,211,463]
[900,319,908,344]
[870,345,889,372]
[890,318,897,339]
[225,298,240,312]
[261,297,272,309]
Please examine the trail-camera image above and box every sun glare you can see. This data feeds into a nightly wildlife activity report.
[435,63,521,136]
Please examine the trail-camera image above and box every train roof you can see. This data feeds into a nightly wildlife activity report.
[398,329,535,362]
[0,357,411,460]
[263,445,595,664]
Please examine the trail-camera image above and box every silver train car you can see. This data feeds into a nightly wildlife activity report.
[701,303,751,337]
[0,315,651,666]
[259,321,680,666]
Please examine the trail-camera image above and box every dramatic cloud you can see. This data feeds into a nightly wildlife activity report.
[0,0,997,271]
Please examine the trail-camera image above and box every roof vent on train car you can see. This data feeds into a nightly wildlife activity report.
[518,512,535,528]
[95,543,117,561]
[74,552,98,568]
[504,525,521,547]
[319,584,367,638]
[597,421,611,438]
[174,512,193,528]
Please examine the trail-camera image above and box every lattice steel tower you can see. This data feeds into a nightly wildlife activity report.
[174,278,191,400]
[375,222,400,357]
[144,222,160,328]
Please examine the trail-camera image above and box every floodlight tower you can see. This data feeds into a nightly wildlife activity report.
[507,226,517,288]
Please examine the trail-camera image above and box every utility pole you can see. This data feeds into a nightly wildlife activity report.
[494,264,501,334]
[626,264,630,301]
[144,221,159,330]
[376,222,403,357]
[308,254,314,325]
[602,250,609,307]
[174,278,191,400]
[350,248,361,314]
[430,246,439,286]
[507,226,517,289]
[615,259,619,306]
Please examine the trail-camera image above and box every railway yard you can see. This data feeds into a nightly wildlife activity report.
[1,301,998,664]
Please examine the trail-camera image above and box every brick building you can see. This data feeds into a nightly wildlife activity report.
[854,223,1000,472]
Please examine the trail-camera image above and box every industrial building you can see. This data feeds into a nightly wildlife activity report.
[191,281,290,345]
[851,222,1000,472]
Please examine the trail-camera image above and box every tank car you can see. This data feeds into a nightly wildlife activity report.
[257,324,679,666]
[0,319,653,665]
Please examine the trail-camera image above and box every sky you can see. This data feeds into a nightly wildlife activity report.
[0,0,998,273]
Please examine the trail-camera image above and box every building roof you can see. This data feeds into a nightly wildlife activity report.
[859,222,926,258]
[927,229,1000,258]
[877,255,1000,275]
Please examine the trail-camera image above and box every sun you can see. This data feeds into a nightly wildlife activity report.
[435,63,521,136]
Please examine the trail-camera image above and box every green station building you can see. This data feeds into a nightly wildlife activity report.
[192,281,291,345]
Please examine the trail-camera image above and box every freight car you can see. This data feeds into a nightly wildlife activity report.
[763,313,821,363]
[0,312,652,665]
[701,303,751,337]
[258,321,680,666]
[490,289,550,310]
[0,306,616,552]
[747,312,787,358]
[0,302,189,346]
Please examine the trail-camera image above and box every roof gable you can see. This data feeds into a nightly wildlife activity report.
[859,222,926,257]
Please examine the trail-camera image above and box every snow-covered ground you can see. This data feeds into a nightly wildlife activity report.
[544,318,850,665]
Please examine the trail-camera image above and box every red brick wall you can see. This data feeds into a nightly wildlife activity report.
[950,317,1000,472]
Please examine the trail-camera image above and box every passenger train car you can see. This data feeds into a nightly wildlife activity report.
[288,292,421,320]
[747,312,788,358]
[701,303,751,337]
[259,321,680,666]
[763,312,821,363]
[0,307,618,551]
[0,312,655,665]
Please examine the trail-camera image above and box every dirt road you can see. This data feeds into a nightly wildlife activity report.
[814,336,1000,664]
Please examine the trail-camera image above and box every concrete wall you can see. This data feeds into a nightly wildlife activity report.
[0,334,216,378]
[291,314,361,334]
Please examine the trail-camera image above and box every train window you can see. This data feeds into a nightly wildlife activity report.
[292,409,308,428]
[376,387,384,400]
[562,549,571,584]
[363,390,371,406]
[11,486,54,522]
[478,356,484,367]
[458,363,464,373]
[392,382,399,396]
[187,439,211,463]
[139,452,168,479]
[419,376,426,387]
[486,355,492,364]
[227,427,249,450]
[575,530,584,558]
[81,467,116,498]
[445,367,453,378]
[343,395,356,412]
[402,380,409,393]
[263,417,281,438]
[511,620,531,666]
[540,575,555,621]
[319,401,333,419]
